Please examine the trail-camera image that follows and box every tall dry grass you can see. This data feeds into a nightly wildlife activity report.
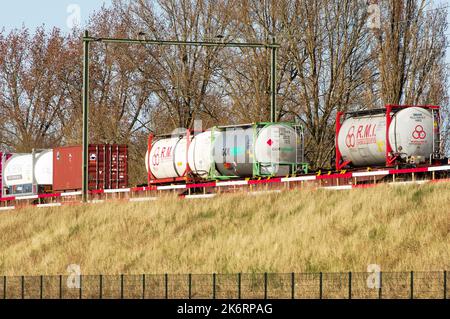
[0,182,449,275]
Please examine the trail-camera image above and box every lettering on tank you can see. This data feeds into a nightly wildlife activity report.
[410,112,426,122]
[152,146,174,167]
[279,127,291,144]
[345,124,377,148]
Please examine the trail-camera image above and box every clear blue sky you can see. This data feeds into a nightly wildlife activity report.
[0,0,111,33]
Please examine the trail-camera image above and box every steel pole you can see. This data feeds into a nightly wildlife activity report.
[82,30,90,203]
[270,36,277,122]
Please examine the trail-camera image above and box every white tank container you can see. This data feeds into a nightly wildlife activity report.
[337,107,434,166]
[187,131,220,178]
[35,150,53,185]
[147,137,189,179]
[213,123,299,177]
[3,150,53,187]
[254,124,298,170]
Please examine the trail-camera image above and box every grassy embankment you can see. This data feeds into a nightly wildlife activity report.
[0,182,449,275]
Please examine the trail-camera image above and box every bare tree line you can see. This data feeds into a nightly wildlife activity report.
[0,0,448,184]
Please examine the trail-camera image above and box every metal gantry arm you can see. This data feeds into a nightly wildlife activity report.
[81,31,279,202]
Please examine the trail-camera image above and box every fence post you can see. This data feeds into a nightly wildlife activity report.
[319,272,323,299]
[142,274,146,300]
[410,271,414,299]
[291,272,295,299]
[99,275,102,299]
[212,273,216,299]
[120,274,124,299]
[188,274,192,299]
[59,275,62,299]
[379,271,382,299]
[348,272,352,300]
[40,275,43,299]
[79,275,82,299]
[264,273,268,299]
[21,276,24,299]
[165,273,168,299]
[444,271,447,300]
[3,276,6,299]
[238,273,241,299]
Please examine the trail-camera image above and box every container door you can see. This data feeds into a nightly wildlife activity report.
[109,145,128,189]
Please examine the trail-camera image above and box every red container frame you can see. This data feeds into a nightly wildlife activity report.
[147,130,193,185]
[335,104,441,170]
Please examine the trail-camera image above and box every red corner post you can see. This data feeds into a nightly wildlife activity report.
[182,129,192,178]
[335,112,352,171]
[147,133,155,185]
[335,112,343,170]
[385,104,396,166]
[335,111,354,171]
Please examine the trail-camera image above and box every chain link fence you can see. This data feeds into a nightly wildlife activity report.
[0,271,447,299]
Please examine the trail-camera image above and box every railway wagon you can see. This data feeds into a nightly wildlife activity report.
[145,122,309,184]
[1,144,128,198]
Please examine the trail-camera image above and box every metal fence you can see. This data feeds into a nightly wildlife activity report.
[0,271,447,299]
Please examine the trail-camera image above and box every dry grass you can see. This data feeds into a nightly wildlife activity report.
[0,182,449,275]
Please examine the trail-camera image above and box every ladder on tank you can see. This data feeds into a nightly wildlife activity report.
[294,125,308,174]
[431,109,442,160]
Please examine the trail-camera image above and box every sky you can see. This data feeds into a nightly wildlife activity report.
[0,0,111,33]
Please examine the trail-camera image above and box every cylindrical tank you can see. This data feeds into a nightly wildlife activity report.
[337,107,435,166]
[146,137,189,179]
[187,131,220,178]
[34,150,53,185]
[212,123,299,177]
[3,150,53,187]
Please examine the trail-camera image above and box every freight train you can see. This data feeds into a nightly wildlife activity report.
[0,104,447,199]
[145,104,446,185]
[0,145,128,198]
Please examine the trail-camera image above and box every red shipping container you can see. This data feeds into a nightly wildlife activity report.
[53,144,128,192]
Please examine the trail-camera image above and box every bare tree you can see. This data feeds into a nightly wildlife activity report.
[0,28,78,152]
[121,0,238,131]
[280,0,372,167]
[375,0,448,106]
